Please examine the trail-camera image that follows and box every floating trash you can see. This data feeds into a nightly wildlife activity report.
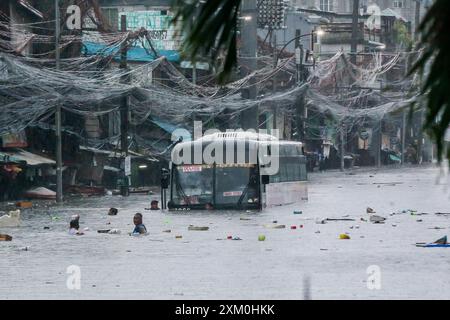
[263,224,285,229]
[108,208,118,216]
[258,235,266,241]
[366,207,376,214]
[0,234,12,241]
[16,201,32,208]
[290,226,297,230]
[162,229,171,233]
[0,210,20,227]
[293,211,303,215]
[188,226,209,231]
[369,215,386,224]
[416,236,450,248]
[339,234,350,240]
[175,235,182,239]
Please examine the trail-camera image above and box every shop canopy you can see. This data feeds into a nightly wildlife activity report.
[0,149,55,166]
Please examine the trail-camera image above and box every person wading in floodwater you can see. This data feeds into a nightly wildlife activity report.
[150,200,160,210]
[69,214,84,235]
[131,213,147,235]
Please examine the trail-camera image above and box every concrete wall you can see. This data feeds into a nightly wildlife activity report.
[258,11,315,53]
[9,1,34,56]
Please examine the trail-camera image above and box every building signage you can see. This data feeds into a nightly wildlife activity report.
[120,10,181,51]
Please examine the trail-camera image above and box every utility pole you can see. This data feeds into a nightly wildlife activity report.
[55,0,63,204]
[377,119,382,168]
[340,122,345,171]
[272,31,277,131]
[350,0,360,65]
[239,0,258,130]
[294,29,305,143]
[120,15,130,197]
[192,64,197,85]
[401,110,406,165]
[414,0,421,42]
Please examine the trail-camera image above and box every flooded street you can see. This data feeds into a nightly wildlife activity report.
[1,166,449,300]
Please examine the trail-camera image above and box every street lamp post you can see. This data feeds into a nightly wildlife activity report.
[55,0,63,204]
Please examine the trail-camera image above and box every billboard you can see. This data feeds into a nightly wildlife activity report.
[120,10,181,51]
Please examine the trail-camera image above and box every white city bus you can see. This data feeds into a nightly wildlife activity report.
[166,132,308,210]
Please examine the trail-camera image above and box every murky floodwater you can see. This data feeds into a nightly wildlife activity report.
[0,165,449,299]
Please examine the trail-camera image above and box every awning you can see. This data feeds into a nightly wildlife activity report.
[79,146,159,162]
[82,42,180,62]
[151,118,192,142]
[380,8,407,22]
[0,149,55,166]
[0,152,23,164]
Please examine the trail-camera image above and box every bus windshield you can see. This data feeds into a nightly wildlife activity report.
[171,164,260,209]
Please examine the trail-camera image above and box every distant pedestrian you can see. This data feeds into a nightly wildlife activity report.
[205,203,214,210]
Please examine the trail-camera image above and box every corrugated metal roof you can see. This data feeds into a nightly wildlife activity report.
[151,118,191,141]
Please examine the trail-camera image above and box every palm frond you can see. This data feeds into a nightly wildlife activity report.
[171,0,241,83]
[410,0,450,162]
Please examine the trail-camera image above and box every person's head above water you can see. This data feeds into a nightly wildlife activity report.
[69,218,79,230]
[133,213,143,226]
[150,200,159,210]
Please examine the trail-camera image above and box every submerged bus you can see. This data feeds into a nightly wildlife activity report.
[166,132,308,210]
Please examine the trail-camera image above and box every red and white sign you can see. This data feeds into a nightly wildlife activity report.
[182,165,203,173]
[2,132,28,148]
[223,191,243,197]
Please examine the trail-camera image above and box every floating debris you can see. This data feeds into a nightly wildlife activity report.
[16,201,32,208]
[97,229,111,233]
[258,235,266,241]
[175,235,183,239]
[0,234,12,241]
[366,207,376,214]
[0,210,20,227]
[370,215,386,224]
[108,208,118,216]
[435,212,450,216]
[339,234,350,240]
[293,210,303,215]
[263,224,285,229]
[162,229,171,233]
[416,236,450,248]
[188,226,209,231]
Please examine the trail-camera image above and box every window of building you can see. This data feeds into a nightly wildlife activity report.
[101,8,119,31]
[393,0,405,8]
[319,0,334,12]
